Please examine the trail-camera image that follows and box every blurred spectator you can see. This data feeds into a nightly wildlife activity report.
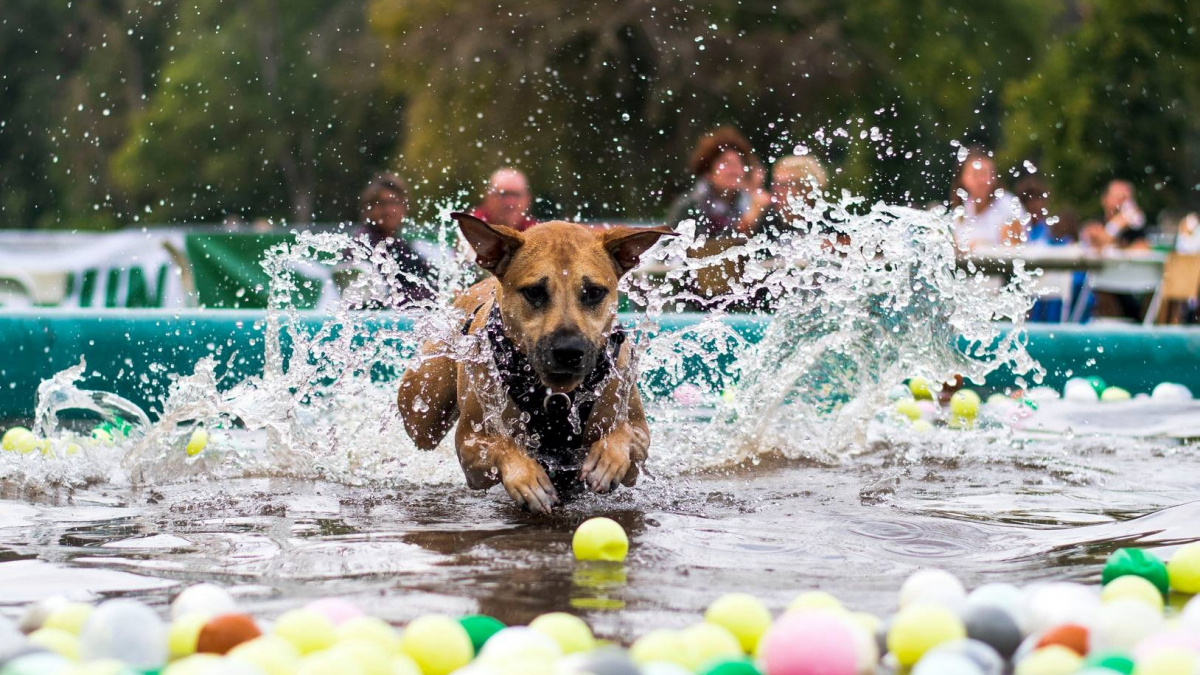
[471,168,538,231]
[1177,212,1200,254]
[1081,179,1149,250]
[667,126,769,238]
[355,172,434,304]
[759,155,828,239]
[950,148,1025,249]
[1016,176,1081,323]
[250,218,275,233]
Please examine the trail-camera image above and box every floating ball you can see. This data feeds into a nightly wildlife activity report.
[1015,645,1083,675]
[1090,600,1163,653]
[1132,630,1200,663]
[272,609,336,655]
[572,518,629,562]
[886,604,967,667]
[172,584,236,620]
[64,659,136,675]
[336,616,401,654]
[680,623,743,672]
[529,613,594,654]
[630,630,687,667]
[1131,648,1196,675]
[1100,387,1131,402]
[933,639,1004,675]
[578,648,641,675]
[197,614,262,655]
[1087,377,1107,396]
[42,603,93,635]
[2,428,37,454]
[1167,542,1200,594]
[478,626,561,665]
[705,593,772,654]
[895,400,921,421]
[0,653,73,675]
[911,420,934,433]
[28,627,79,660]
[1151,383,1192,401]
[185,429,208,456]
[18,596,69,633]
[1022,583,1099,635]
[226,636,301,675]
[787,591,843,614]
[950,390,981,420]
[169,612,212,660]
[78,599,168,669]
[304,598,363,626]
[964,605,1023,659]
[458,615,505,655]
[331,638,392,675]
[398,615,473,675]
[390,654,423,675]
[909,377,934,400]
[965,584,1025,626]
[899,569,966,610]
[698,658,763,675]
[296,651,366,675]
[911,651,984,675]
[1036,624,1088,656]
[1063,378,1099,402]
[1102,575,1164,611]
[1086,652,1134,675]
[91,427,114,445]
[761,610,858,675]
[641,663,695,675]
[887,385,913,401]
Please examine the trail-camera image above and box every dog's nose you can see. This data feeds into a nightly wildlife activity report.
[549,335,589,371]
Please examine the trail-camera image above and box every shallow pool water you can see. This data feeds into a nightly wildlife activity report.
[4,422,1198,640]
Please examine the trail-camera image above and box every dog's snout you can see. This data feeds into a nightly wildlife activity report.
[549,334,589,370]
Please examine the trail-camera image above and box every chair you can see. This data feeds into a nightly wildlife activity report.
[1155,253,1200,324]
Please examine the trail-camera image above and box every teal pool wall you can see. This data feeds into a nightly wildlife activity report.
[1,310,1198,421]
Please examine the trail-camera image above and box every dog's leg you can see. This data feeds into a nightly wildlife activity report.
[580,390,650,493]
[456,394,560,513]
[397,347,458,451]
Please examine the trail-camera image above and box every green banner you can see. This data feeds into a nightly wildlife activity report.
[184,233,324,309]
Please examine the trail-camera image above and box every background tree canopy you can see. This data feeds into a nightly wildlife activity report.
[0,0,1195,230]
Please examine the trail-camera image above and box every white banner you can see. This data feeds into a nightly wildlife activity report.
[0,230,187,308]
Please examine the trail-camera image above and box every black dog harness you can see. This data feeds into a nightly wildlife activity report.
[463,303,626,489]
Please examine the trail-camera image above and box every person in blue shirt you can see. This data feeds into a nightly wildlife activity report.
[1016,176,1085,322]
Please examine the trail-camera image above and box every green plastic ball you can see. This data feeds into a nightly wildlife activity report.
[1087,377,1107,396]
[1086,652,1134,675]
[459,615,506,654]
[1102,548,1168,597]
[698,658,763,675]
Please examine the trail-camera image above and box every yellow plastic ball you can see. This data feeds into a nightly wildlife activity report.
[185,428,209,457]
[332,638,393,675]
[572,518,629,562]
[168,612,212,660]
[885,603,966,666]
[630,629,687,666]
[273,608,337,655]
[1101,575,1164,611]
[398,615,474,675]
[1167,542,1200,594]
[2,427,38,454]
[911,419,933,433]
[1133,648,1197,675]
[679,623,743,672]
[950,390,981,419]
[908,377,933,400]
[1014,645,1084,675]
[529,612,595,654]
[391,654,423,675]
[1101,387,1132,402]
[337,616,402,654]
[64,659,132,675]
[787,591,844,613]
[43,602,93,635]
[29,627,80,660]
[894,399,922,421]
[298,651,366,675]
[161,654,222,675]
[704,593,772,654]
[227,636,301,675]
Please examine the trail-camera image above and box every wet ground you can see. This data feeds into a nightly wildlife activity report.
[3,429,1199,640]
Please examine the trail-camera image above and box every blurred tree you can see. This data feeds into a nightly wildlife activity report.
[112,0,403,225]
[1002,0,1200,217]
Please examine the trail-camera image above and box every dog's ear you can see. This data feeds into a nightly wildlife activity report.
[602,225,679,276]
[452,212,524,276]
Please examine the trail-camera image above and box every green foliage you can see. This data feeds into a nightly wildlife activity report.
[1002,0,1200,216]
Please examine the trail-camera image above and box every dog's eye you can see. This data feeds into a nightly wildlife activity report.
[580,285,609,307]
[519,284,550,309]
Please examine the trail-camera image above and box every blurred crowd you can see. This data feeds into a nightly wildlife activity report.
[344,126,1199,323]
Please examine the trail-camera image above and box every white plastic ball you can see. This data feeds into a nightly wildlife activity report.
[79,599,168,669]
[965,583,1024,620]
[1020,583,1099,636]
[899,568,966,611]
[1024,387,1061,403]
[637,662,694,675]
[1152,382,1193,401]
[911,651,985,675]
[1063,378,1099,402]
[18,596,70,633]
[478,627,562,664]
[171,583,236,620]
[1090,598,1164,653]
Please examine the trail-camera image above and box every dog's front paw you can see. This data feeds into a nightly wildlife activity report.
[498,452,559,513]
[580,436,636,493]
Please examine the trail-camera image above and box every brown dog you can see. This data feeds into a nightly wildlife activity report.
[397,213,675,513]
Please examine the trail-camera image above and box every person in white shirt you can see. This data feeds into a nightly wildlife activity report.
[950,148,1026,250]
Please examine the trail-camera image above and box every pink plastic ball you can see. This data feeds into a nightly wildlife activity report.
[761,611,859,675]
[303,598,364,626]
[1133,630,1200,661]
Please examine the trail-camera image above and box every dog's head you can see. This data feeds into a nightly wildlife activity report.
[453,213,676,393]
